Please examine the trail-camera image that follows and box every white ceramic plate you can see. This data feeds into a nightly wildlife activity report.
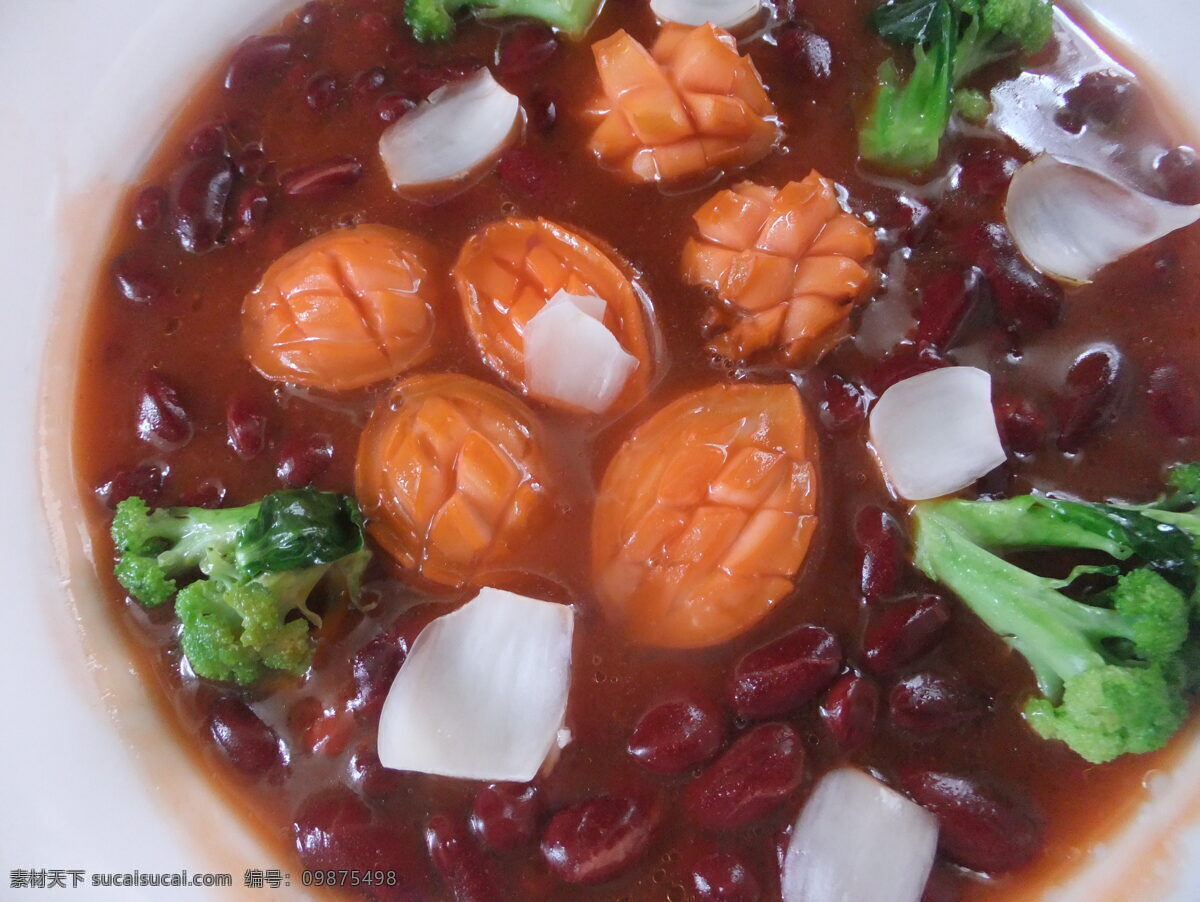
[2,1,1198,899]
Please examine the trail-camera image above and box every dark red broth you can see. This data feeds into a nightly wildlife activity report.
[73,0,1200,899]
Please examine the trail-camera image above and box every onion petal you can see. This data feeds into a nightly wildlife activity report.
[523,292,639,413]
[649,0,761,28]
[782,769,938,902]
[378,69,520,191]
[1006,154,1200,284]
[869,366,1006,501]
[376,587,574,782]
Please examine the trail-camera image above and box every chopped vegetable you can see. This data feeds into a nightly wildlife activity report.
[649,0,761,29]
[1005,154,1200,283]
[912,464,1200,762]
[404,0,601,42]
[378,69,520,191]
[588,24,779,183]
[355,373,553,587]
[869,366,1006,500]
[454,217,655,413]
[242,225,439,392]
[681,173,876,364]
[523,292,641,413]
[859,0,1054,171]
[593,382,819,648]
[112,490,369,684]
[781,769,938,902]
[377,587,574,781]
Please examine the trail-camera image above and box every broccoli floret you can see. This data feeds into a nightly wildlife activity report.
[953,86,992,122]
[1024,664,1186,764]
[912,470,1200,764]
[111,496,250,605]
[112,489,370,685]
[860,0,1054,170]
[405,0,600,43]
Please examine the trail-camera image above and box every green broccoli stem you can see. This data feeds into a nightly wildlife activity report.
[406,0,599,43]
[952,15,1012,83]
[914,506,1128,698]
[150,505,258,575]
[921,496,1133,557]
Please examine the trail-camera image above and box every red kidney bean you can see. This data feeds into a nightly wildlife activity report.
[920,865,965,902]
[137,372,193,450]
[819,673,879,751]
[496,25,558,77]
[95,462,166,508]
[348,631,408,721]
[349,743,410,801]
[900,769,1045,873]
[377,92,415,123]
[914,268,987,349]
[1152,145,1200,205]
[1057,346,1124,453]
[168,155,235,254]
[132,185,166,231]
[1147,363,1200,437]
[234,143,268,179]
[1061,71,1136,128]
[113,252,169,305]
[730,625,841,719]
[525,89,559,134]
[540,795,658,884]
[428,814,503,902]
[224,35,294,91]
[889,672,985,733]
[953,148,1017,198]
[298,1,332,27]
[294,786,372,861]
[627,695,725,773]
[353,66,388,97]
[208,696,287,778]
[995,394,1047,454]
[863,594,951,674]
[819,374,869,431]
[294,788,429,901]
[683,723,805,830]
[875,193,931,244]
[305,72,340,111]
[497,146,556,195]
[866,341,950,394]
[855,506,903,604]
[986,255,1063,337]
[277,433,334,487]
[775,23,834,81]
[229,183,270,244]
[690,849,762,902]
[471,783,540,852]
[186,121,230,159]
[176,477,227,509]
[280,156,364,196]
[225,392,268,460]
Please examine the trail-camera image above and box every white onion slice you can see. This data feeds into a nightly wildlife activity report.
[523,292,639,413]
[378,69,520,190]
[376,587,574,782]
[1006,154,1200,284]
[547,289,607,322]
[782,769,938,902]
[869,367,1006,501]
[650,0,761,28]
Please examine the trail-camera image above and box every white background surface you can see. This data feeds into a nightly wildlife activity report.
[0,0,1197,899]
